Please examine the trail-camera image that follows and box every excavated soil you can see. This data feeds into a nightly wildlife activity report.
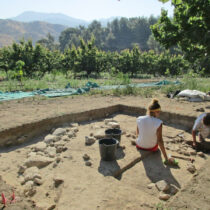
[0,94,210,209]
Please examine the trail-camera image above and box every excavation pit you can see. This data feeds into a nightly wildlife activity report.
[0,105,209,210]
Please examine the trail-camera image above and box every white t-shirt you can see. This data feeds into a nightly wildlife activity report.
[193,113,210,138]
[136,115,162,148]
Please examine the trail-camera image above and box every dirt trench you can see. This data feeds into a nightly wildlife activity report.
[0,106,209,209]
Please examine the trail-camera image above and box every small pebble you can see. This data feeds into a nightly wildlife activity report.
[83,154,90,161]
[85,161,92,167]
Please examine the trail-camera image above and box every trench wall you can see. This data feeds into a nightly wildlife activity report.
[0,104,195,147]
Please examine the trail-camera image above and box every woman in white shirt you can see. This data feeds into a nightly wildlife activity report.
[136,99,172,163]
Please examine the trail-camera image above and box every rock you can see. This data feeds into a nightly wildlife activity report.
[92,125,101,129]
[126,133,131,137]
[187,163,196,174]
[45,147,57,158]
[18,165,26,174]
[25,180,34,188]
[36,151,45,156]
[107,122,120,129]
[104,119,116,125]
[52,128,66,136]
[53,163,58,168]
[85,136,95,146]
[48,204,56,210]
[23,167,41,183]
[36,203,56,210]
[24,185,36,197]
[24,155,54,168]
[196,108,205,112]
[67,131,76,138]
[85,161,92,166]
[187,148,197,156]
[19,176,25,185]
[159,193,170,201]
[83,154,90,161]
[56,157,61,163]
[32,142,47,152]
[156,180,170,192]
[130,140,136,146]
[54,140,66,148]
[53,176,64,188]
[197,151,205,158]
[147,183,155,189]
[61,136,70,142]
[44,134,60,144]
[56,146,67,153]
[71,123,79,127]
[183,151,190,156]
[94,130,106,139]
[71,127,79,133]
[170,184,179,195]
[27,152,37,158]
[166,146,170,150]
[120,145,126,150]
[34,177,43,185]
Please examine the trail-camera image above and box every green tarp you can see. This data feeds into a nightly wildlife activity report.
[0,80,180,101]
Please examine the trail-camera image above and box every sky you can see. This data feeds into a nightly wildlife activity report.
[0,0,174,20]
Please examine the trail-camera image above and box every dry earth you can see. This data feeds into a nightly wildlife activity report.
[0,94,210,210]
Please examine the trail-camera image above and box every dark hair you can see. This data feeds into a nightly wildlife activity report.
[203,113,210,126]
[147,98,161,116]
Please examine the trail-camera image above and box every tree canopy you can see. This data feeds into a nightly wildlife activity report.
[153,0,210,73]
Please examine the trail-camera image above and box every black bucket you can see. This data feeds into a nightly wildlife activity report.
[99,138,119,161]
[105,128,122,144]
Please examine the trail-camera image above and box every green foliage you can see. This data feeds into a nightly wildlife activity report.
[37,33,58,51]
[111,86,155,97]
[59,16,158,52]
[0,36,198,85]
[15,60,25,82]
[152,0,210,74]
[155,201,173,210]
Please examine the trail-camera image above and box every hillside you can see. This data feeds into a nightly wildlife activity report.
[0,19,67,47]
[11,11,89,27]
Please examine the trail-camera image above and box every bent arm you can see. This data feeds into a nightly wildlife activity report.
[192,129,197,146]
[157,124,168,161]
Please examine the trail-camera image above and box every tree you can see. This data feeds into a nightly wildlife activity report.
[37,33,58,51]
[152,0,210,73]
[0,47,11,78]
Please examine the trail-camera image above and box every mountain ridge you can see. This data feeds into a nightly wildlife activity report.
[0,11,120,48]
[10,11,119,27]
[10,11,89,27]
[0,19,67,47]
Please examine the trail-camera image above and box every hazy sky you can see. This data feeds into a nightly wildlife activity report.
[0,0,173,20]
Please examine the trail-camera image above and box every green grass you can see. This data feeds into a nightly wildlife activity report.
[0,72,209,99]
[155,202,174,210]
[0,72,133,92]
[161,76,210,95]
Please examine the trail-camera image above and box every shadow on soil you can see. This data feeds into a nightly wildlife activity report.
[139,150,181,189]
[98,147,125,178]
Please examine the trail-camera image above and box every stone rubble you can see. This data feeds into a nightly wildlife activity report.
[156,180,170,192]
[187,163,196,174]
